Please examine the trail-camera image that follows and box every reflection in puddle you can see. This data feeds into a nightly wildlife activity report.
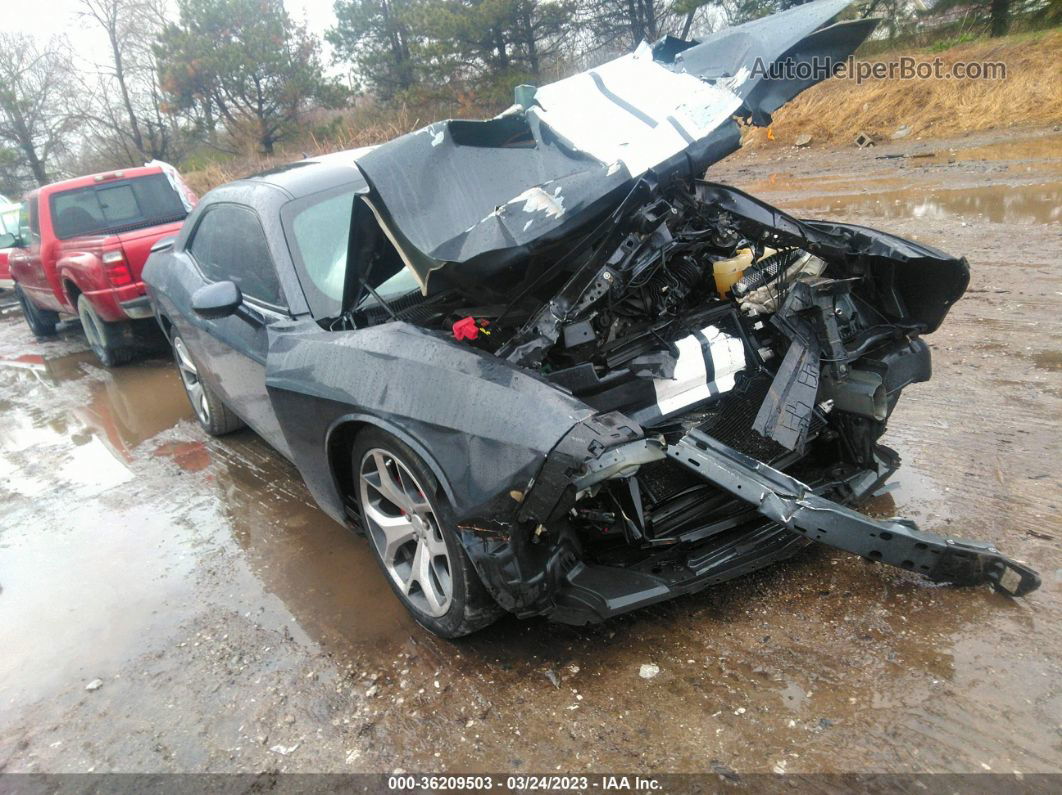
[947,135,1062,162]
[792,182,1061,225]
[861,460,947,524]
[0,350,193,461]
[205,436,419,651]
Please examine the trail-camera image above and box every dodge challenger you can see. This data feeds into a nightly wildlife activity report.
[143,0,1040,637]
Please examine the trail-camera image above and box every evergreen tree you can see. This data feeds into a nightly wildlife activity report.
[155,0,342,153]
[327,0,421,99]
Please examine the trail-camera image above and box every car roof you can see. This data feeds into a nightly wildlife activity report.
[239,147,373,199]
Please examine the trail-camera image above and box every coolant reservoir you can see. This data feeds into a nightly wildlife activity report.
[713,248,776,296]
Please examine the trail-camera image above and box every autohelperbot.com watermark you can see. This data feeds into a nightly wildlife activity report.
[751,55,1007,85]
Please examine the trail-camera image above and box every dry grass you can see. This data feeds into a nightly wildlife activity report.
[181,29,1061,194]
[741,29,1062,149]
[181,93,505,195]
[180,105,436,196]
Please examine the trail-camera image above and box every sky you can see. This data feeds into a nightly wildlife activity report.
[4,0,343,70]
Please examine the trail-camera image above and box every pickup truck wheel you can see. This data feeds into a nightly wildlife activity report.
[354,429,503,638]
[77,295,134,367]
[171,333,245,436]
[15,284,58,338]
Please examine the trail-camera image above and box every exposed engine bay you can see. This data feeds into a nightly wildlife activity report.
[339,176,1041,621]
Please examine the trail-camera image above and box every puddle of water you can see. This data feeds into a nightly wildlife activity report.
[0,351,193,459]
[779,679,808,712]
[0,343,415,711]
[0,502,202,706]
[947,134,1062,163]
[861,457,948,525]
[742,173,911,195]
[203,435,420,651]
[789,182,1061,225]
[1030,350,1062,372]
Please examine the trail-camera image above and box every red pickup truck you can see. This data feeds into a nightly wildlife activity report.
[0,201,19,291]
[8,164,197,365]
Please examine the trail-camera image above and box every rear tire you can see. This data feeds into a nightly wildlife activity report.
[353,428,502,638]
[170,332,245,436]
[15,284,58,338]
[77,294,134,367]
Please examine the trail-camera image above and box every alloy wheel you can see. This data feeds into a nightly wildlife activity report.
[359,448,452,617]
[173,336,210,425]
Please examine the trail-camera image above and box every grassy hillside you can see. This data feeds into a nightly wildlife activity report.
[741,28,1062,149]
[181,28,1062,193]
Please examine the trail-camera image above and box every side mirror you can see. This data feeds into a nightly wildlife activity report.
[192,280,243,319]
[0,232,15,249]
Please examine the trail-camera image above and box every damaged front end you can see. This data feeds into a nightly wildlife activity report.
[326,0,1039,622]
[342,177,1039,624]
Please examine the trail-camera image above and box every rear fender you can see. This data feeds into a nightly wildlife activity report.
[56,251,127,320]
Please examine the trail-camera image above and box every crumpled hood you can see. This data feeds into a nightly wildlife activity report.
[351,0,876,293]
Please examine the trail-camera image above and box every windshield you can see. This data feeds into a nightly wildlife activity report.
[284,182,421,321]
[287,187,355,303]
[357,267,418,309]
[0,204,18,236]
[50,173,187,240]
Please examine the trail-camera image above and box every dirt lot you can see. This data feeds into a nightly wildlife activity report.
[0,127,1059,776]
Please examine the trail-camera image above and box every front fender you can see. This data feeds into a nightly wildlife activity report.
[264,319,597,526]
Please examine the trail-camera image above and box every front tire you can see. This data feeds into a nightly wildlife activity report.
[170,332,244,436]
[15,284,58,338]
[353,429,502,638]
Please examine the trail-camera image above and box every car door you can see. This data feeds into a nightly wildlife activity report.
[9,196,62,311]
[183,202,293,457]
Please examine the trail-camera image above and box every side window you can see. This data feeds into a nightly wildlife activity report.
[188,204,284,307]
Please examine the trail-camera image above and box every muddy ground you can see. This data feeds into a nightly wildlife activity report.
[0,127,1059,776]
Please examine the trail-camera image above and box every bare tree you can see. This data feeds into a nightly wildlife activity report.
[580,0,713,57]
[0,33,79,189]
[77,0,177,162]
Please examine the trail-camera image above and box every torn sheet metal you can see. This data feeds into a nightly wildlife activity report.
[666,1,879,124]
[693,183,971,334]
[527,42,742,176]
[350,116,635,292]
[351,0,877,291]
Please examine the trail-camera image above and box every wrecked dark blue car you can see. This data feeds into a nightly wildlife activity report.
[143,0,1039,637]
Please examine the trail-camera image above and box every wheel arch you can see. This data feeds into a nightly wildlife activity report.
[62,277,82,309]
[56,255,97,311]
[324,412,459,531]
[156,312,175,341]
